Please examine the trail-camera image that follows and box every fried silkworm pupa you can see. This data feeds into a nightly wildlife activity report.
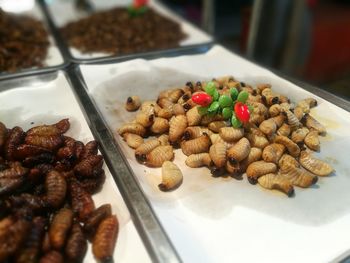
[302,114,326,135]
[283,109,302,131]
[0,218,30,262]
[159,161,183,191]
[280,165,317,188]
[299,151,333,176]
[246,161,277,184]
[4,126,25,160]
[14,144,52,160]
[181,134,211,156]
[304,130,320,151]
[27,119,70,136]
[291,127,309,144]
[15,216,45,263]
[146,145,174,167]
[274,135,300,157]
[44,170,66,208]
[123,133,144,149]
[268,104,282,117]
[24,135,64,151]
[172,103,185,116]
[0,162,28,195]
[156,108,173,119]
[69,179,95,221]
[208,121,228,133]
[23,152,55,167]
[297,98,317,113]
[258,173,294,197]
[157,134,170,146]
[81,140,98,159]
[209,142,227,168]
[39,250,64,263]
[262,143,285,164]
[74,155,103,178]
[117,123,146,137]
[277,123,291,137]
[92,215,119,262]
[84,204,112,238]
[219,127,244,142]
[186,106,202,126]
[169,115,187,143]
[183,126,212,140]
[259,118,277,136]
[240,147,262,172]
[185,153,212,168]
[278,154,299,170]
[135,111,154,128]
[49,208,74,250]
[0,122,8,151]
[125,96,141,111]
[65,223,87,263]
[150,117,169,134]
[227,137,251,164]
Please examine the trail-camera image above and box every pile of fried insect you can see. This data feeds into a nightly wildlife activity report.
[0,119,117,262]
[118,76,334,196]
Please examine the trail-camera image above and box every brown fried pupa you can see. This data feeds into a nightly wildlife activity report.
[39,251,64,263]
[44,170,67,208]
[65,223,87,263]
[49,208,73,250]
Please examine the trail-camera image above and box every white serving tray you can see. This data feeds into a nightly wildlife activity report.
[46,0,212,60]
[0,72,151,263]
[80,45,350,263]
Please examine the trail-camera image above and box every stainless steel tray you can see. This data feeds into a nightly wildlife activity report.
[0,1,67,80]
[76,44,350,263]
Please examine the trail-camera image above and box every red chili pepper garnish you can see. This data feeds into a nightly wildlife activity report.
[191,92,212,107]
[133,0,149,8]
[234,102,250,123]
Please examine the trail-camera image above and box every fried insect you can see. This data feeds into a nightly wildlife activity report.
[69,179,95,221]
[259,118,277,136]
[84,204,112,238]
[65,223,87,263]
[268,104,282,117]
[159,161,183,191]
[81,140,98,159]
[186,106,202,126]
[262,143,285,164]
[283,109,302,131]
[44,170,67,208]
[258,173,294,197]
[274,135,300,157]
[278,154,299,170]
[0,122,8,151]
[169,115,187,143]
[277,123,291,137]
[209,142,227,168]
[25,135,64,151]
[150,117,169,134]
[4,126,25,160]
[15,217,45,263]
[172,103,185,115]
[125,96,141,111]
[92,215,119,262]
[23,152,55,167]
[27,119,70,136]
[291,127,309,144]
[302,114,326,135]
[135,139,160,159]
[304,130,320,151]
[209,133,233,148]
[181,134,211,156]
[208,121,228,133]
[39,250,64,263]
[157,134,170,146]
[183,126,212,140]
[74,155,103,178]
[240,147,262,172]
[157,98,174,110]
[117,123,146,137]
[297,98,317,113]
[299,151,333,176]
[293,106,304,120]
[246,161,277,184]
[49,208,73,250]
[280,165,317,188]
[146,145,174,167]
[219,127,244,142]
[123,133,144,149]
[225,161,241,176]
[0,162,28,195]
[140,101,160,115]
[185,153,212,168]
[227,137,251,164]
[246,129,269,149]
[135,111,154,128]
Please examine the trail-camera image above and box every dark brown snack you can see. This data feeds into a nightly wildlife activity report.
[0,161,28,195]
[0,218,30,262]
[14,144,51,160]
[74,155,103,178]
[24,135,64,151]
[69,178,95,221]
[44,170,67,208]
[23,152,55,167]
[65,222,87,262]
[60,7,186,55]
[8,193,47,214]
[84,204,112,238]
[15,217,46,263]
[42,232,51,253]
[27,119,70,137]
[80,140,98,160]
[4,127,25,161]
[49,207,74,250]
[0,9,49,72]
[39,250,64,263]
[0,122,7,152]
[92,215,119,262]
[78,168,106,194]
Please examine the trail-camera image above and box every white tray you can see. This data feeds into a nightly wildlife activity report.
[80,45,350,263]
[46,0,212,60]
[0,72,151,263]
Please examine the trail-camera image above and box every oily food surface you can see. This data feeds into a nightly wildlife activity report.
[60,7,186,55]
[0,119,118,262]
[0,9,49,72]
[118,76,334,196]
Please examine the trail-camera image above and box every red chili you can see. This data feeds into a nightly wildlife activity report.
[192,92,212,107]
[133,0,148,8]
[234,102,250,123]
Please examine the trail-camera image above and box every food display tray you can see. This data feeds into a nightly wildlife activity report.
[76,44,350,263]
[0,71,152,263]
[42,0,213,63]
[0,1,67,80]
